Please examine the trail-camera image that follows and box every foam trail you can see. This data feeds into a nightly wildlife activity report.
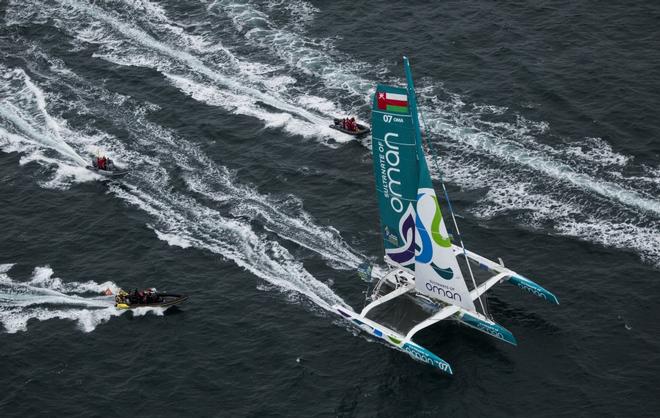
[0,68,87,166]
[0,100,87,167]
[0,47,352,311]
[425,115,660,216]
[22,71,88,166]
[110,181,344,310]
[0,265,154,333]
[8,1,657,270]
[6,0,353,143]
[0,264,15,274]
[94,116,348,308]
[217,0,660,217]
[0,66,104,187]
[183,170,363,270]
[214,0,376,99]
[163,73,349,142]
[103,141,353,308]
[58,0,324,125]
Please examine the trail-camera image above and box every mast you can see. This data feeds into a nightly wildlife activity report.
[402,56,486,315]
[403,57,423,155]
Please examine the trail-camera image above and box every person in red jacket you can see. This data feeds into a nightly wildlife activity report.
[347,117,357,132]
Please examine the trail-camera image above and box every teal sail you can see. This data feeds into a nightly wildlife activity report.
[371,84,418,267]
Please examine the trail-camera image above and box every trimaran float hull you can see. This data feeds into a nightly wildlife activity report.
[335,305,453,374]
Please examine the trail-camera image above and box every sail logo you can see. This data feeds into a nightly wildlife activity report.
[415,190,455,282]
[431,264,454,280]
[379,132,404,213]
[425,282,463,302]
[386,205,415,266]
[414,187,477,309]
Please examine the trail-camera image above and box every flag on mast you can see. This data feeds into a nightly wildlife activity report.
[376,91,409,113]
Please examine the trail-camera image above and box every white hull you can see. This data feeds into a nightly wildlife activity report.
[334,304,453,374]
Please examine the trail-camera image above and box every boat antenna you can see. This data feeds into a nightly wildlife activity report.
[403,56,489,318]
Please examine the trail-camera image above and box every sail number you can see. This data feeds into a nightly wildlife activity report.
[383,115,404,123]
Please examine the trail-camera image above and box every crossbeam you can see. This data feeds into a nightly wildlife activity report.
[404,304,461,341]
[453,245,506,274]
[470,272,510,301]
[360,281,415,317]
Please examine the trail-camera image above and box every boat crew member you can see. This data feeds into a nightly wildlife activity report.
[348,117,357,131]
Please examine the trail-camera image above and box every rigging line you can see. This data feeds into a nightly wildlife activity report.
[362,274,373,310]
[417,96,489,318]
[402,57,489,315]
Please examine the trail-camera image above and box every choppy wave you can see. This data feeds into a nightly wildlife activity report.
[184,171,362,270]
[209,0,660,266]
[0,46,354,316]
[3,0,659,281]
[1,72,86,165]
[0,65,107,187]
[211,0,376,101]
[6,0,359,144]
[420,92,660,216]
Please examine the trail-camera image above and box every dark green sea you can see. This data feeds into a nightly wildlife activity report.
[1,1,659,416]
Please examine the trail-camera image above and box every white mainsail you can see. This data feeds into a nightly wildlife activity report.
[413,187,475,311]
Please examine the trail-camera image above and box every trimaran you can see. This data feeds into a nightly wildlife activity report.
[334,57,558,375]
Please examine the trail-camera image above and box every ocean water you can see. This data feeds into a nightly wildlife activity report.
[1,1,659,416]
